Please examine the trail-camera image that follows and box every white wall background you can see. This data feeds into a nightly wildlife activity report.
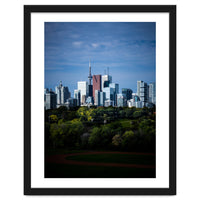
[1,0,200,199]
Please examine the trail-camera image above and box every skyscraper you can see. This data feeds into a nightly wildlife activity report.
[137,81,142,97]
[74,89,81,106]
[149,82,156,104]
[55,81,70,105]
[102,75,112,90]
[122,88,133,100]
[78,81,88,105]
[95,90,106,107]
[93,75,101,101]
[45,90,57,110]
[137,80,148,102]
[100,91,106,107]
[109,83,119,94]
[109,83,119,106]
[103,87,114,102]
[88,60,93,97]
[95,90,100,106]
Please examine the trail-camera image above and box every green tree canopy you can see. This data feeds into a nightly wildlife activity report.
[133,111,142,118]
[49,123,64,148]
[112,134,122,146]
[139,119,155,135]
[88,127,102,147]
[49,114,58,123]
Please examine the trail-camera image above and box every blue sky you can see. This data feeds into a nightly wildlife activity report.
[45,22,155,96]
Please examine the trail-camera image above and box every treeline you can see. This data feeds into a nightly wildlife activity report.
[45,106,156,152]
[45,105,155,123]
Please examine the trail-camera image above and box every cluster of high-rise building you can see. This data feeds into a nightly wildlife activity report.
[44,61,156,110]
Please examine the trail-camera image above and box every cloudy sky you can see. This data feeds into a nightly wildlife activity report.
[45,22,155,96]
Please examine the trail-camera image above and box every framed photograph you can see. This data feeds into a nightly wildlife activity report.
[24,5,176,195]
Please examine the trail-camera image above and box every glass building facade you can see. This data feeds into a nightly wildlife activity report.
[109,83,119,106]
[74,89,81,106]
[103,87,114,102]
[122,88,133,100]
[78,81,88,105]
[100,91,106,106]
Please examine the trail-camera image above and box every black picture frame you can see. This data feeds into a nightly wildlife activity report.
[24,5,176,195]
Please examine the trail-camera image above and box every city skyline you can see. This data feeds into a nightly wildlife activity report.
[45,75,156,109]
[45,22,156,96]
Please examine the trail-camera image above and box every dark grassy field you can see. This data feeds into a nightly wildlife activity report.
[45,163,155,178]
[45,150,155,178]
[65,153,155,165]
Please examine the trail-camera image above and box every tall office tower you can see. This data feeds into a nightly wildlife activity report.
[45,90,57,110]
[137,81,142,97]
[103,87,114,101]
[74,89,81,106]
[93,75,101,101]
[117,94,127,107]
[122,88,133,100]
[95,90,100,106]
[100,91,106,107]
[78,81,88,104]
[88,60,93,97]
[109,83,119,106]
[55,81,70,105]
[109,83,119,94]
[149,82,156,104]
[137,80,148,102]
[102,75,112,90]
